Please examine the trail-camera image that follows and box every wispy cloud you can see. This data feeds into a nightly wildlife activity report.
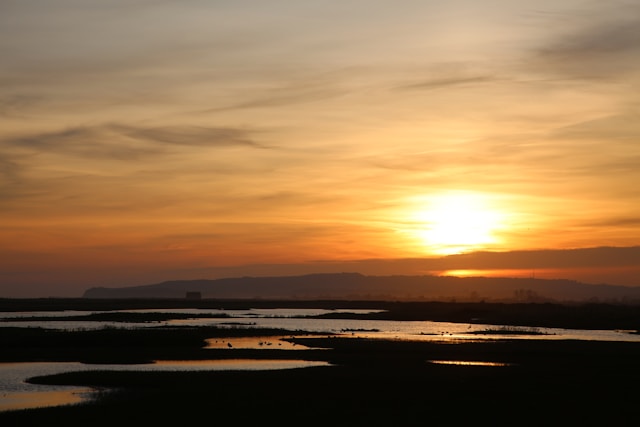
[396,75,500,91]
[581,217,640,228]
[440,246,640,270]
[0,154,26,201]
[0,95,42,118]
[552,113,640,142]
[0,123,269,208]
[533,4,640,79]
[112,124,264,148]
[3,126,160,163]
[201,78,347,112]
[3,123,265,160]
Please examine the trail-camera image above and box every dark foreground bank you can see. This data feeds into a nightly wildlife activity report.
[2,333,640,426]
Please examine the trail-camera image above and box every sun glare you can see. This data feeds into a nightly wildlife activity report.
[409,192,505,255]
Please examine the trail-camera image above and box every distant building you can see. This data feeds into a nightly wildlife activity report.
[185,291,202,300]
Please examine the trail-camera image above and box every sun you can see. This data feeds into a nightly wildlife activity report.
[409,192,505,255]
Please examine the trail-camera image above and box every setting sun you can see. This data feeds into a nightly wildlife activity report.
[409,192,505,255]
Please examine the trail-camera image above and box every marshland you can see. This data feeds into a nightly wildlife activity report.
[1,299,639,425]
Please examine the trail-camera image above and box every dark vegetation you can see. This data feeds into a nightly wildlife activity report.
[1,299,640,426]
[467,326,549,335]
[0,311,232,323]
[0,297,378,312]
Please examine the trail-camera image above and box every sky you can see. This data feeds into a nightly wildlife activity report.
[1,0,639,297]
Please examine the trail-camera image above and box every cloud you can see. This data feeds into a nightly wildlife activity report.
[396,75,500,91]
[552,113,640,142]
[112,124,264,148]
[579,217,640,228]
[0,154,27,202]
[5,126,159,161]
[541,20,640,58]
[0,123,269,207]
[3,123,264,160]
[0,94,42,118]
[533,4,640,79]
[0,152,21,179]
[543,114,640,182]
[440,246,640,270]
[197,70,354,113]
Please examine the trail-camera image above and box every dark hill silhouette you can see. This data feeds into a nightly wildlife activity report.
[83,273,640,303]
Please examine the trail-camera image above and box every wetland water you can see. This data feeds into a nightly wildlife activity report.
[0,359,330,412]
[3,307,638,342]
[2,307,639,411]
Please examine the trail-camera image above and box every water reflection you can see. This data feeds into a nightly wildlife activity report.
[205,335,326,350]
[2,308,639,342]
[0,389,91,412]
[427,360,513,367]
[0,359,330,412]
[0,362,98,412]
[152,359,329,370]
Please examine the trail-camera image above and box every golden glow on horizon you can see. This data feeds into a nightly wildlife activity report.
[410,192,505,255]
[439,269,533,278]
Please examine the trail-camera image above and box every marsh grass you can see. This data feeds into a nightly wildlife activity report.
[470,325,551,335]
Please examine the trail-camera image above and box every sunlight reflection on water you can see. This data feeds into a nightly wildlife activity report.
[0,389,91,412]
[152,359,329,370]
[2,308,639,342]
[427,360,513,367]
[0,359,330,412]
[205,335,326,349]
[4,307,638,413]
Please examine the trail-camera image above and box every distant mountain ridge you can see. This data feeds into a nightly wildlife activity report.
[83,273,640,303]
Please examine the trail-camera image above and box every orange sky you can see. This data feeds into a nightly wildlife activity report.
[1,1,639,297]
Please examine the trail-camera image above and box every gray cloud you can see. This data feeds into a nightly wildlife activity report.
[0,153,22,180]
[0,94,42,118]
[5,126,160,161]
[0,123,268,205]
[541,21,640,58]
[198,71,353,113]
[112,124,264,148]
[552,113,640,142]
[3,123,264,160]
[0,155,27,202]
[533,4,640,79]
[0,165,54,205]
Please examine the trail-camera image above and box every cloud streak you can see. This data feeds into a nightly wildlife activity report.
[396,75,500,91]
[113,124,264,148]
[3,123,265,160]
[533,4,640,79]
